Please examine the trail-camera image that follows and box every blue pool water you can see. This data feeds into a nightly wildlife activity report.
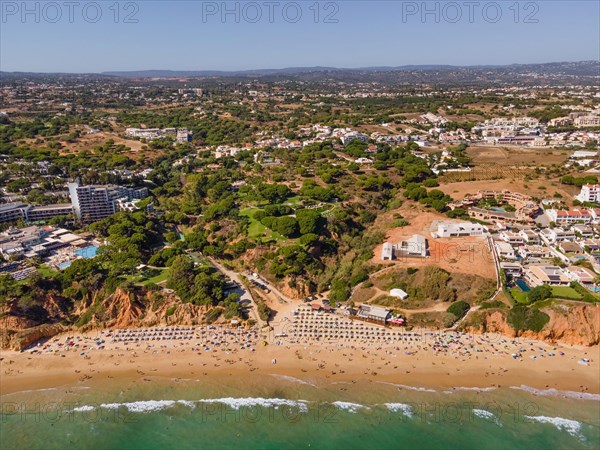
[74,245,99,259]
[515,279,531,292]
[57,261,72,270]
[491,207,506,212]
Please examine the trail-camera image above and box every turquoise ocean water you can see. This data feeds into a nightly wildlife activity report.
[1,375,599,450]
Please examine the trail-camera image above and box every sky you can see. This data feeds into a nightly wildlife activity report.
[1,1,599,72]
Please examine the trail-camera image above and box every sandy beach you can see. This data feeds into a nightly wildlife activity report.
[2,316,598,396]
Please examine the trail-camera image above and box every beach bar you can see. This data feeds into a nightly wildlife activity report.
[356,304,391,324]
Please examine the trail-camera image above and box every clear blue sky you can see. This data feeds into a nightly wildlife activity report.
[1,1,599,72]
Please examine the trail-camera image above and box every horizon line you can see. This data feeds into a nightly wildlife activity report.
[1,59,599,76]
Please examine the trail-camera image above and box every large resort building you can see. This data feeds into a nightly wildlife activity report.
[1,183,150,225]
[0,202,74,224]
[68,182,149,223]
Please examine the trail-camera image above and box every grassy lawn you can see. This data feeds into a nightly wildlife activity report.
[509,287,529,304]
[141,268,170,286]
[284,195,303,207]
[239,207,286,242]
[550,286,583,300]
[37,265,60,277]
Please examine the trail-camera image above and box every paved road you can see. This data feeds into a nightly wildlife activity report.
[207,257,264,327]
[245,271,295,304]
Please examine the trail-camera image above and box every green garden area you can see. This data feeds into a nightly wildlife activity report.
[508,283,597,305]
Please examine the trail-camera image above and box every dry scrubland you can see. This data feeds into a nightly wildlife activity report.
[466,145,571,167]
[436,178,580,200]
[371,208,496,280]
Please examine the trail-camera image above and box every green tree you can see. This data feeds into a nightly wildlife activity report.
[527,284,552,303]
[272,216,299,237]
[296,209,324,235]
[166,255,195,302]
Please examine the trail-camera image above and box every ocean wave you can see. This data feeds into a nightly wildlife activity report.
[525,415,582,437]
[472,409,496,420]
[396,384,437,393]
[176,400,197,409]
[331,401,369,413]
[101,400,177,413]
[1,387,59,397]
[197,398,309,413]
[70,398,310,414]
[71,405,96,412]
[383,403,413,417]
[270,374,316,387]
[451,386,497,392]
[376,381,437,393]
[511,385,600,401]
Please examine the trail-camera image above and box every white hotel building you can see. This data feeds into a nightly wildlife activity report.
[576,184,600,203]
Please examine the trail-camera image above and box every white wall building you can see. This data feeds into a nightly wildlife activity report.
[381,235,429,260]
[495,242,517,260]
[576,185,600,203]
[432,222,487,238]
[547,209,592,225]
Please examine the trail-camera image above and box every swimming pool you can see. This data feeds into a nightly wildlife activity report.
[74,245,99,259]
[491,207,506,212]
[57,261,72,270]
[515,279,531,292]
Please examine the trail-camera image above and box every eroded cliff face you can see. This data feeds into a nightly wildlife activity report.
[78,288,216,329]
[464,304,600,346]
[278,278,310,300]
[524,304,600,346]
[0,288,227,350]
[1,323,68,351]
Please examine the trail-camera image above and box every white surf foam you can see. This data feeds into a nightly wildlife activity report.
[197,397,309,413]
[525,415,582,437]
[71,398,309,413]
[100,400,177,413]
[71,405,96,412]
[331,401,369,413]
[511,385,600,401]
[383,403,413,417]
[472,409,495,420]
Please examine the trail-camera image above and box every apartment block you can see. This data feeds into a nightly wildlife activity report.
[68,182,149,223]
[547,209,592,225]
[575,184,600,203]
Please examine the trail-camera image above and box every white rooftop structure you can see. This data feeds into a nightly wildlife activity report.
[432,222,487,238]
[381,235,429,260]
[390,288,409,300]
[357,304,391,322]
[381,243,394,260]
